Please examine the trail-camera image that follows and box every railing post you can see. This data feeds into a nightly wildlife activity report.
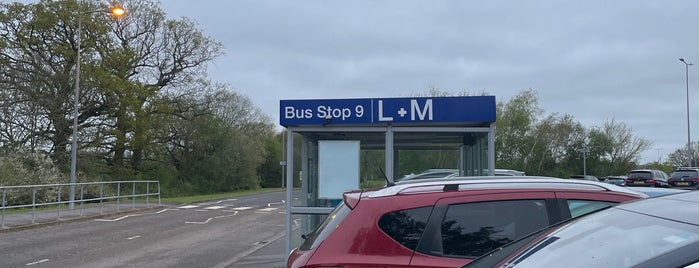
[117,183,121,212]
[56,185,61,220]
[99,183,104,214]
[1,188,5,228]
[146,182,150,207]
[132,182,136,209]
[79,184,84,216]
[32,187,37,224]
[158,182,161,207]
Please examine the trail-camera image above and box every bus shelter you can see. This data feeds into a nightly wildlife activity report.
[279,96,496,253]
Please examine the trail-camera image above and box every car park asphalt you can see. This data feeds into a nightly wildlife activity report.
[0,201,288,267]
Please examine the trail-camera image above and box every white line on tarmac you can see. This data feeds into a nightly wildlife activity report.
[127,235,141,240]
[216,199,237,204]
[26,259,49,266]
[94,208,174,222]
[155,208,178,213]
[267,200,285,207]
[94,215,136,222]
[184,211,238,224]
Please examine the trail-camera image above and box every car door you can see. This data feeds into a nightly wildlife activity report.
[408,191,557,268]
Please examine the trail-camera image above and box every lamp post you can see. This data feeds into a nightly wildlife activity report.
[582,145,588,177]
[70,4,125,209]
[680,58,693,168]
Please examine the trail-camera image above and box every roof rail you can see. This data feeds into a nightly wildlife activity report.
[368,176,643,198]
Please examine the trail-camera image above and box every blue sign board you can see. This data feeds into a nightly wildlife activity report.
[279,96,495,126]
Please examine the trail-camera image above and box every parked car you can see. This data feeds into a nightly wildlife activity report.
[602,175,626,186]
[400,169,525,182]
[493,169,526,176]
[625,169,670,187]
[668,167,699,189]
[462,190,699,268]
[287,177,647,268]
[569,175,599,181]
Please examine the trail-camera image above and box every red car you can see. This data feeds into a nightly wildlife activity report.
[287,177,647,268]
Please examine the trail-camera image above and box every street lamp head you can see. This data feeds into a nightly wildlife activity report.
[680,58,693,66]
[109,6,126,17]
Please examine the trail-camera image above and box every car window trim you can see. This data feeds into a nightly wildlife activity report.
[415,203,449,256]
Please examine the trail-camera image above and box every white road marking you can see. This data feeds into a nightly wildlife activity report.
[155,208,178,213]
[267,200,285,207]
[233,207,253,211]
[94,214,140,222]
[185,218,213,224]
[216,199,237,204]
[178,205,199,209]
[257,208,278,212]
[127,235,141,240]
[204,206,227,210]
[185,211,238,224]
[26,259,49,266]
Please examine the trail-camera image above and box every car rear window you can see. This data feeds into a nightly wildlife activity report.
[378,206,432,250]
[628,172,651,179]
[671,170,699,178]
[438,200,548,258]
[299,203,351,251]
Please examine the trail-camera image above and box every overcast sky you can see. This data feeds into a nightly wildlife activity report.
[155,1,698,163]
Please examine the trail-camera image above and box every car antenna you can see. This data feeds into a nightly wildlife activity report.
[380,167,395,187]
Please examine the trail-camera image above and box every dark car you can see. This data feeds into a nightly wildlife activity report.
[668,167,699,189]
[462,190,699,268]
[625,169,670,187]
[287,177,647,268]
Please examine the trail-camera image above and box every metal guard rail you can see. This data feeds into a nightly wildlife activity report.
[1,180,161,228]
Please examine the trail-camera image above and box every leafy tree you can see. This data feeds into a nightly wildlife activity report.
[526,113,585,176]
[667,141,699,167]
[0,0,115,165]
[0,0,279,196]
[494,89,542,172]
[98,0,224,171]
[258,135,283,188]
[589,119,652,175]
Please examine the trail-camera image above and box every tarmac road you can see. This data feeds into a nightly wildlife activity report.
[0,190,287,268]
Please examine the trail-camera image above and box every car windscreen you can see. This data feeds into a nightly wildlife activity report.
[497,208,699,267]
[299,203,351,251]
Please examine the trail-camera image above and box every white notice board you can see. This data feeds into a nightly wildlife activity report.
[318,140,360,199]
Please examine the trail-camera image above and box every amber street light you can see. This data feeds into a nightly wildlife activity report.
[69,4,125,209]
